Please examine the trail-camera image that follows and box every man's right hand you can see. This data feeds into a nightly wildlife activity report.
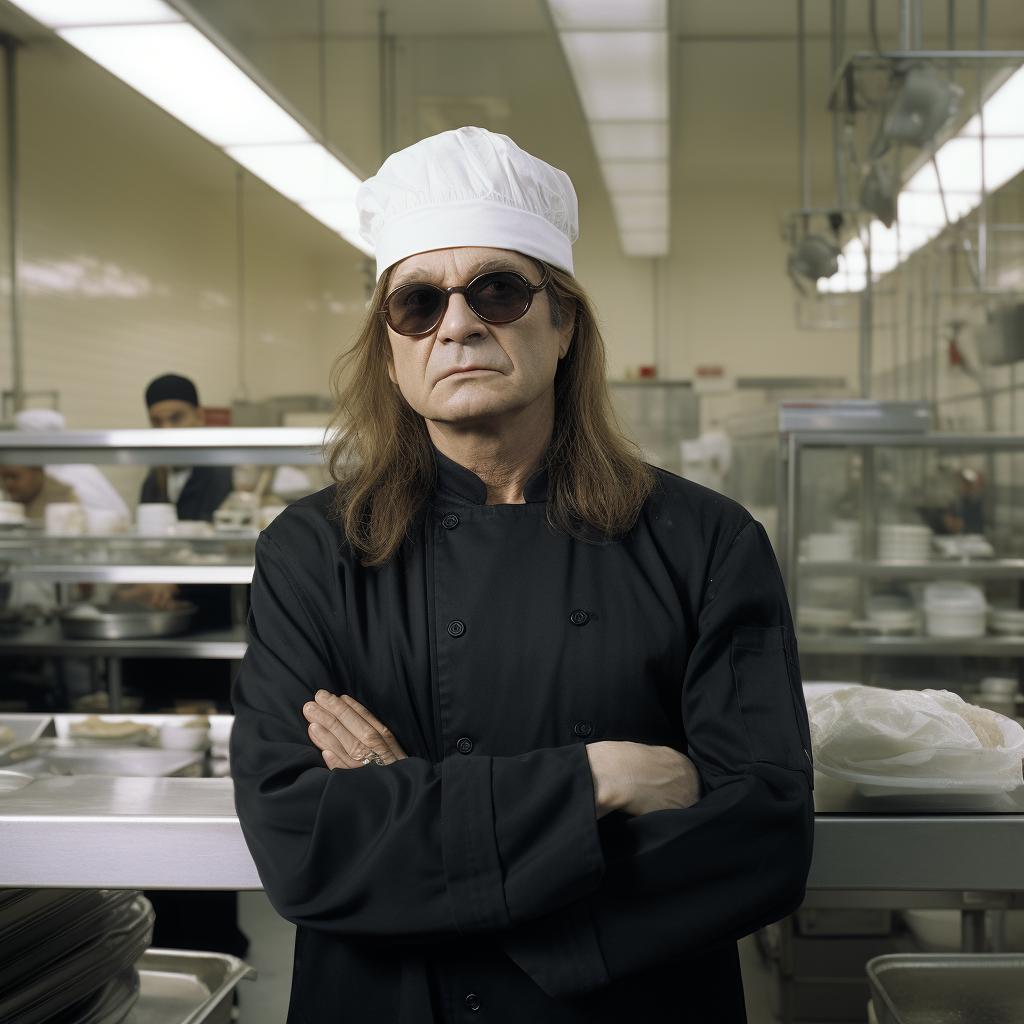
[586,740,702,818]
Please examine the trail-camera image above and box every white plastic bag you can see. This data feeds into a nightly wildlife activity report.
[807,686,1024,790]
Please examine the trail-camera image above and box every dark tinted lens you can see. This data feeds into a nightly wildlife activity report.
[387,284,446,334]
[466,273,532,322]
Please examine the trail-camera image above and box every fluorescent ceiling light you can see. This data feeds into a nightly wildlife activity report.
[601,160,668,193]
[832,64,1024,291]
[13,0,177,25]
[9,0,371,254]
[550,2,670,258]
[558,32,668,122]
[590,122,669,161]
[549,0,666,31]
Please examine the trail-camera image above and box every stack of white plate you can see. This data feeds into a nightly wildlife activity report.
[805,532,856,562]
[856,595,918,634]
[878,524,932,562]
[988,604,1024,635]
[923,581,988,637]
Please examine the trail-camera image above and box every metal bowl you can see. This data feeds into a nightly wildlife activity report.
[58,602,198,640]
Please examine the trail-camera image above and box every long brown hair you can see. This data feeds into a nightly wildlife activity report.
[325,257,655,566]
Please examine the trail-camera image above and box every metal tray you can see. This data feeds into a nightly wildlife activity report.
[0,742,204,778]
[58,603,198,640]
[126,949,256,1024]
[867,952,1024,1023]
[0,715,52,757]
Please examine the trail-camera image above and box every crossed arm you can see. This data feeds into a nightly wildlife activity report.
[302,689,703,819]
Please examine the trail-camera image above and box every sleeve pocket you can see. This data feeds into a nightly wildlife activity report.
[731,625,813,782]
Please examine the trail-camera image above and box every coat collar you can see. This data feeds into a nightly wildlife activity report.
[434,449,549,506]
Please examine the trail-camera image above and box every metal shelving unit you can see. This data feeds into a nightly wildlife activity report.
[780,406,1024,664]
[0,428,328,704]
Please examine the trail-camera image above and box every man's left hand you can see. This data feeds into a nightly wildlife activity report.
[302,691,408,769]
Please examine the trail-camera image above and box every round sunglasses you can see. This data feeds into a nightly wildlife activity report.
[381,267,552,337]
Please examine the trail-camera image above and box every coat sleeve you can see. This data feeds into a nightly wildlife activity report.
[500,519,815,997]
[230,531,604,943]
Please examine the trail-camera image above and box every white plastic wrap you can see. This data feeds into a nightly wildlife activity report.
[807,687,1024,790]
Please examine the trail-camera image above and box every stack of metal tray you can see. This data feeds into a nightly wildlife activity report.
[867,952,1024,1023]
[127,949,256,1024]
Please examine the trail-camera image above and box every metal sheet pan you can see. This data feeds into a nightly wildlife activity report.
[59,603,198,640]
[867,952,1024,1023]
[126,949,255,1024]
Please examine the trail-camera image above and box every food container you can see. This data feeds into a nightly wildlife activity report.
[135,503,177,537]
[131,949,256,1024]
[974,676,1020,718]
[988,604,1024,635]
[867,952,1024,1023]
[0,715,52,756]
[58,602,197,640]
[159,718,210,751]
[923,581,987,637]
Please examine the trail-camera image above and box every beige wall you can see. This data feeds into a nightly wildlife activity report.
[0,35,367,431]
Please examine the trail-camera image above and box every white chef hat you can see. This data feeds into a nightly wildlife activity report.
[358,126,578,280]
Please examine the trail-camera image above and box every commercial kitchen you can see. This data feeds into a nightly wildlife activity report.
[1,1,1024,1022]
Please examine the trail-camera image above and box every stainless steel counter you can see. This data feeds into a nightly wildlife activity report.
[0,776,261,889]
[1,774,1023,895]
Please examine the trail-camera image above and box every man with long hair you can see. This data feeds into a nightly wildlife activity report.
[231,127,813,1023]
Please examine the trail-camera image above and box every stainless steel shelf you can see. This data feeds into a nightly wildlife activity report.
[0,775,1021,893]
[1,564,254,584]
[798,634,1024,656]
[798,559,1024,580]
[0,622,248,658]
[0,427,328,466]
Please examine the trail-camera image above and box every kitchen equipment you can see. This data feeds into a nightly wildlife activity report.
[58,601,197,640]
[796,606,854,631]
[159,720,210,751]
[878,524,932,562]
[867,952,1024,1024]
[923,581,987,637]
[901,909,1024,953]
[0,715,52,756]
[44,502,84,536]
[135,503,177,537]
[0,743,204,778]
[853,595,919,634]
[933,533,995,559]
[127,949,256,1024]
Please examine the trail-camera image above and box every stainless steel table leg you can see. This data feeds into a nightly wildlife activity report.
[962,909,986,952]
[108,656,122,714]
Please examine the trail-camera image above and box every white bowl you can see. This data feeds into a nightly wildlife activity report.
[159,723,210,750]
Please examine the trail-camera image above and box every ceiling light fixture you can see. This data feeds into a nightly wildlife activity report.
[832,63,1024,291]
[8,0,372,254]
[548,0,670,258]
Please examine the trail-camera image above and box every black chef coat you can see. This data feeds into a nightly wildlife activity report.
[140,465,233,523]
[231,452,814,1024]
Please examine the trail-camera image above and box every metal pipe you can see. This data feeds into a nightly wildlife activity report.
[977,0,987,290]
[797,0,810,216]
[378,9,388,162]
[860,230,873,397]
[234,168,248,402]
[831,0,847,206]
[317,0,328,140]
[899,0,910,50]
[911,0,922,49]
[2,35,22,414]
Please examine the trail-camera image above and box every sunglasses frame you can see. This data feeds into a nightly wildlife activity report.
[381,266,553,337]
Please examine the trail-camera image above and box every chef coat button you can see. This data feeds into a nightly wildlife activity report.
[574,721,593,738]
[442,514,459,530]
[457,737,474,754]
[465,993,481,1011]
[570,609,589,626]
[448,620,465,637]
